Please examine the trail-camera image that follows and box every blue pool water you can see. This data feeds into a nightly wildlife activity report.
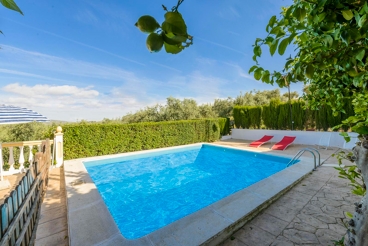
[84,144,295,239]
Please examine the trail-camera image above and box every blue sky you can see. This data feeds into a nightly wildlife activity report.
[0,0,301,121]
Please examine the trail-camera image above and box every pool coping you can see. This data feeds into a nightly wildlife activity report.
[63,143,317,246]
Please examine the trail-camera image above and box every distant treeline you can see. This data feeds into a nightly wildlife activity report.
[105,89,298,123]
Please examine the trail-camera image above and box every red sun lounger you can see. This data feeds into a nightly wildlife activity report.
[271,136,296,151]
[249,135,274,148]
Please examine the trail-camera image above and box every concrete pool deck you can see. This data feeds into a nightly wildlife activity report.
[216,140,360,246]
[58,141,360,246]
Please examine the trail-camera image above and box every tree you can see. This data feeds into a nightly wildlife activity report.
[249,1,368,244]
[212,98,233,118]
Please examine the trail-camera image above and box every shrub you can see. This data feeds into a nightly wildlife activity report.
[62,119,220,160]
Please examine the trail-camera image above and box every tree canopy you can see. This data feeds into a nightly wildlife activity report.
[249,0,368,135]
[119,89,299,123]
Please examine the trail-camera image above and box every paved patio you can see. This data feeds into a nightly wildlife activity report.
[34,167,69,246]
[215,139,359,246]
[1,139,360,245]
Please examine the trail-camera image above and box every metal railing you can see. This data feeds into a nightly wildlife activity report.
[287,147,321,171]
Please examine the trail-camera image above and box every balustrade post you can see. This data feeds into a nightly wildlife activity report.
[29,145,33,165]
[54,126,64,167]
[19,146,25,171]
[0,144,3,181]
[0,144,10,189]
[8,147,15,172]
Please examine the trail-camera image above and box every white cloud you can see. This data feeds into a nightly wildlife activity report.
[3,83,99,98]
[0,83,152,121]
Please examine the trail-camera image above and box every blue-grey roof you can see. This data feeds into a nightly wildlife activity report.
[0,105,49,124]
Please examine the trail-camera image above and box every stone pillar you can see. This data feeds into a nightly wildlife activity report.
[54,126,64,167]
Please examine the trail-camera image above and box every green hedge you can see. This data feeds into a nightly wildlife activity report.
[62,119,220,160]
[233,100,353,131]
[218,117,230,136]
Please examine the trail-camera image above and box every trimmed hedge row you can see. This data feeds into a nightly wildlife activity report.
[218,117,230,136]
[233,100,354,131]
[62,119,221,160]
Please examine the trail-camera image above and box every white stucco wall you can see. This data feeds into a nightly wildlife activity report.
[230,129,359,149]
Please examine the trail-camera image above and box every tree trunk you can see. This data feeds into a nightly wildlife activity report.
[348,135,368,246]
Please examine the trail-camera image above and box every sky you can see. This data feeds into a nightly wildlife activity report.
[0,0,301,122]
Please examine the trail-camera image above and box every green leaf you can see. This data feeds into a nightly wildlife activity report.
[254,68,264,80]
[253,46,262,57]
[248,65,258,73]
[293,7,306,22]
[305,65,314,79]
[270,26,281,35]
[342,10,354,20]
[346,212,353,218]
[356,48,365,61]
[268,15,277,27]
[359,14,367,27]
[270,38,279,56]
[341,30,350,44]
[364,2,368,14]
[0,0,23,15]
[261,70,270,83]
[351,125,368,134]
[324,35,333,46]
[352,188,366,196]
[299,32,308,42]
[288,33,297,44]
[163,42,183,54]
[340,132,350,143]
[278,38,289,55]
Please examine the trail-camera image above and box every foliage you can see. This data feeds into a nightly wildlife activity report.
[121,97,215,123]
[0,122,53,165]
[218,118,230,136]
[0,0,23,35]
[212,98,233,118]
[0,0,22,14]
[233,106,241,129]
[62,119,220,160]
[292,100,305,130]
[233,89,298,106]
[263,99,280,130]
[249,0,368,135]
[248,106,262,129]
[334,150,366,196]
[232,99,352,131]
[135,0,193,54]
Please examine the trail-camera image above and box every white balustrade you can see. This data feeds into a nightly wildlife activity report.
[0,126,63,177]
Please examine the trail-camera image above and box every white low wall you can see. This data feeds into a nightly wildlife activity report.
[231,129,359,149]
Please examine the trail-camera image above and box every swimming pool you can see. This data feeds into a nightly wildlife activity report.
[65,143,314,245]
[83,144,298,239]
